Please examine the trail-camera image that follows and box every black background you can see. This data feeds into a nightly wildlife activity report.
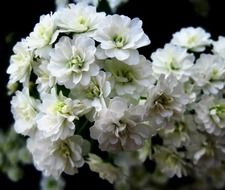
[0,0,225,189]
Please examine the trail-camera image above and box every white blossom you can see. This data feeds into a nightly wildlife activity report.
[191,54,225,95]
[36,89,86,141]
[54,3,105,36]
[171,27,211,52]
[87,153,123,184]
[33,60,56,94]
[159,115,196,148]
[27,14,57,50]
[212,36,225,59]
[70,71,111,120]
[151,43,194,81]
[95,15,150,65]
[195,96,225,136]
[11,90,39,136]
[7,39,32,85]
[153,146,187,178]
[104,55,154,98]
[27,135,90,178]
[144,75,190,127]
[90,97,150,152]
[48,36,99,88]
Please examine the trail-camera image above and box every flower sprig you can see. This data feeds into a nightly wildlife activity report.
[7,2,225,189]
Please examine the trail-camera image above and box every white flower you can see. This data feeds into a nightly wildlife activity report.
[36,89,86,141]
[171,27,211,52]
[54,3,105,36]
[212,36,225,59]
[11,90,39,136]
[27,135,90,178]
[153,146,187,178]
[48,36,99,88]
[151,44,194,81]
[95,15,150,65]
[33,60,56,94]
[144,75,190,127]
[195,96,225,136]
[87,153,123,184]
[104,55,154,98]
[191,54,225,95]
[70,71,111,120]
[90,97,150,152]
[27,14,57,50]
[159,115,195,148]
[7,39,32,85]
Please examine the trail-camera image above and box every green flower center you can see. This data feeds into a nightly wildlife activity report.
[115,69,134,84]
[54,101,71,115]
[210,104,225,118]
[38,25,52,43]
[67,55,84,70]
[113,35,127,48]
[57,142,71,158]
[187,35,197,45]
[78,16,90,32]
[210,69,219,81]
[86,81,101,99]
[168,58,180,71]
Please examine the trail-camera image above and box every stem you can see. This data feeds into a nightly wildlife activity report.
[77,119,89,134]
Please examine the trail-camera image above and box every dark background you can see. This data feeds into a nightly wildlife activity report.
[0,0,225,189]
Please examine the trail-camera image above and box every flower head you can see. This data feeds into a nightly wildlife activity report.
[27,135,90,178]
[95,14,150,65]
[48,36,99,88]
[171,27,211,52]
[191,54,225,95]
[90,97,150,152]
[54,3,105,36]
[7,39,32,85]
[27,14,57,50]
[104,55,154,98]
[151,43,194,81]
[36,89,87,141]
[11,90,39,136]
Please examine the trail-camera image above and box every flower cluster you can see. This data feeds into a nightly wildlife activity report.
[7,2,225,189]
[7,2,150,179]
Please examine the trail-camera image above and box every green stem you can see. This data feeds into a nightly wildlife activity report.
[77,119,89,134]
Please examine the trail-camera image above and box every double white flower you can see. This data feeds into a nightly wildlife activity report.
[144,75,190,127]
[171,27,211,52]
[36,89,86,141]
[11,90,39,136]
[151,43,194,81]
[95,14,150,65]
[7,40,32,85]
[90,97,150,152]
[104,55,155,98]
[191,54,225,95]
[48,36,99,89]
[27,135,90,178]
[54,3,105,36]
